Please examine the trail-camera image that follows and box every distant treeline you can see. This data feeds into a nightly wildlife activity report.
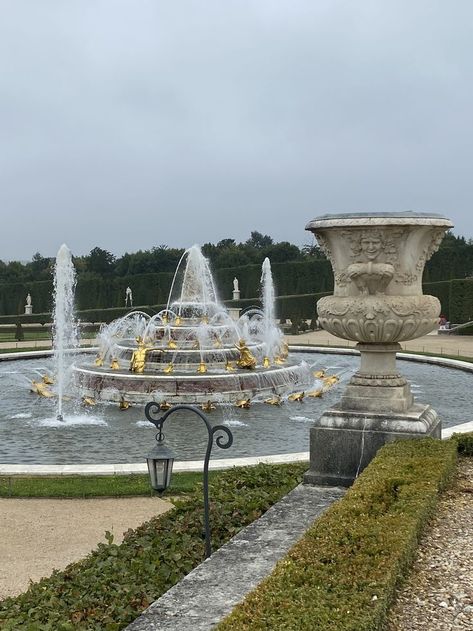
[1,230,472,319]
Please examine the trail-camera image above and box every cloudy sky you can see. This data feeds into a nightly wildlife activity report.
[1,0,472,261]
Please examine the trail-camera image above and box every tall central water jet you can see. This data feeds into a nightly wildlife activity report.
[260,257,280,362]
[52,244,78,420]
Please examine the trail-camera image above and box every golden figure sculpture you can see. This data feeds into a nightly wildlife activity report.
[236,339,256,369]
[288,391,305,402]
[262,356,270,368]
[225,361,236,372]
[174,316,182,326]
[110,358,120,370]
[42,374,55,385]
[201,400,216,412]
[307,389,323,398]
[31,380,54,398]
[280,341,289,359]
[82,396,96,406]
[119,397,130,410]
[160,401,172,410]
[94,356,104,367]
[236,398,251,408]
[323,374,339,388]
[130,337,148,373]
[274,355,285,365]
[264,395,282,405]
[167,338,177,349]
[163,362,174,374]
[201,316,209,324]
[313,370,325,379]
[197,361,208,374]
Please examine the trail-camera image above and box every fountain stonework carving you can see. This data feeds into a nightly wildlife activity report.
[304,212,453,487]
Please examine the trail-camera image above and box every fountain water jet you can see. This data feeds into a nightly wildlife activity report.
[52,244,79,420]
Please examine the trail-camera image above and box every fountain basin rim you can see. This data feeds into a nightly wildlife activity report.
[1,419,472,476]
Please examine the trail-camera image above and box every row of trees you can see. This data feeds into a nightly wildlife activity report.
[0,232,324,284]
[1,230,471,286]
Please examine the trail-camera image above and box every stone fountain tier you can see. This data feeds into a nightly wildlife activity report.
[113,340,265,367]
[74,362,312,405]
[303,211,453,487]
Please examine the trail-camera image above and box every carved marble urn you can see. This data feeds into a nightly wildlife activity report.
[303,212,453,487]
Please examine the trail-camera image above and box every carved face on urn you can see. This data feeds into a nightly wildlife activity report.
[360,234,383,261]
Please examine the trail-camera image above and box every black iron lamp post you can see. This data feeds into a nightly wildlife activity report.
[144,402,233,558]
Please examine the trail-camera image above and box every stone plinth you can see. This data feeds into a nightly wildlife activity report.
[303,212,452,486]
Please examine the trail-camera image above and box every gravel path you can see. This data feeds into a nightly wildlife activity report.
[0,496,172,600]
[386,458,473,630]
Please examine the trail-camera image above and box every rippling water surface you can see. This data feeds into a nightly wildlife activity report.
[0,352,470,464]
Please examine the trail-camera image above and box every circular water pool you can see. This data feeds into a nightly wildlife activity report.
[0,351,470,464]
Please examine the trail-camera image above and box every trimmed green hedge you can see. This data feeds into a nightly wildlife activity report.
[0,463,306,630]
[449,278,473,323]
[423,280,451,319]
[218,438,458,631]
[0,260,334,316]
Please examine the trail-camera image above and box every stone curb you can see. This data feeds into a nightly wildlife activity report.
[125,484,346,631]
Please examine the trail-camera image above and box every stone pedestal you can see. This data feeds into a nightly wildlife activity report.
[24,305,32,315]
[232,290,240,301]
[303,405,440,487]
[303,212,452,487]
[228,307,241,322]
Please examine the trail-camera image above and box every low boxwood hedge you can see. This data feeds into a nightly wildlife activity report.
[0,462,306,630]
[218,438,459,631]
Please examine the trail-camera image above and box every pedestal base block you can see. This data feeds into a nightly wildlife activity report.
[303,404,441,487]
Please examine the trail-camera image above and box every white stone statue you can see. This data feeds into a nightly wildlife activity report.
[125,286,133,307]
[232,277,240,301]
[25,293,33,315]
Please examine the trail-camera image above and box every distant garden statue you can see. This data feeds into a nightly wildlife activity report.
[24,293,32,315]
[232,277,240,301]
[125,286,133,307]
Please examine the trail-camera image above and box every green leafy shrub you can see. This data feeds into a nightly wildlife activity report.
[0,463,306,630]
[218,439,457,631]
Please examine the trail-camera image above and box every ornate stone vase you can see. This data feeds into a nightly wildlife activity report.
[303,212,453,487]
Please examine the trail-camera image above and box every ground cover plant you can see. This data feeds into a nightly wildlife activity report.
[0,462,306,630]
[218,438,460,631]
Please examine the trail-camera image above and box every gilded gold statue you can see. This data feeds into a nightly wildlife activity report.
[119,396,130,410]
[236,339,256,370]
[31,380,54,398]
[288,391,305,402]
[110,358,120,370]
[201,400,216,412]
[236,398,251,408]
[129,337,148,373]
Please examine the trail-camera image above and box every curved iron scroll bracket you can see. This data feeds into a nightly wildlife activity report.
[144,403,234,557]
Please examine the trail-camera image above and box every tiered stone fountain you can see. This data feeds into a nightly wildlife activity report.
[303,212,453,486]
[74,246,312,405]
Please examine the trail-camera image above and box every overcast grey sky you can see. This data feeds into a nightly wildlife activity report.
[1,0,472,260]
